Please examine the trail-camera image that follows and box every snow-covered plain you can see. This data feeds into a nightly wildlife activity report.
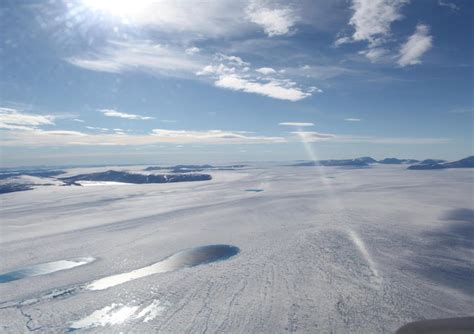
[0,164,472,333]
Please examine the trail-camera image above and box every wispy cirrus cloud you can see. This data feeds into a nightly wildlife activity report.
[292,131,336,142]
[66,40,204,78]
[292,131,451,145]
[398,24,433,67]
[0,107,55,131]
[344,118,361,122]
[285,64,359,81]
[3,127,451,147]
[1,126,285,147]
[438,0,460,12]
[85,126,109,132]
[0,107,452,148]
[67,40,318,102]
[99,109,155,120]
[334,135,451,144]
[279,122,314,126]
[150,129,284,143]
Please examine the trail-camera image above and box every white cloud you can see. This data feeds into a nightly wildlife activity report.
[438,0,460,11]
[359,47,389,62]
[246,1,299,37]
[279,122,314,127]
[1,128,285,147]
[398,24,433,67]
[38,130,87,137]
[290,132,451,145]
[215,74,311,101]
[67,42,316,102]
[69,44,314,101]
[0,123,37,131]
[340,0,409,62]
[99,109,155,120]
[150,129,283,142]
[285,65,359,80]
[196,61,245,76]
[333,135,451,144]
[349,0,408,45]
[217,54,249,66]
[67,36,314,102]
[85,126,109,131]
[66,40,204,78]
[308,86,323,93]
[344,118,361,121]
[0,107,55,131]
[197,54,315,101]
[256,67,277,75]
[292,131,336,142]
[0,114,451,147]
[185,47,200,55]
[73,118,85,123]
[339,2,434,67]
[334,36,352,47]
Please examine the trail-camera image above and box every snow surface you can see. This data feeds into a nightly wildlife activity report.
[0,165,473,333]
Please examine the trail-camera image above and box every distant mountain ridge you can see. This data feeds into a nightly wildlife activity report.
[1,169,213,195]
[0,183,33,194]
[144,164,245,173]
[408,156,474,170]
[0,170,65,180]
[60,170,212,184]
[2,157,472,195]
[292,156,473,169]
[378,158,419,164]
[292,157,376,167]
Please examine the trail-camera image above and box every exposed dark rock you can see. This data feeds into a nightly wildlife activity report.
[378,158,419,164]
[292,157,376,167]
[0,170,65,180]
[408,156,474,170]
[0,184,34,194]
[60,170,212,184]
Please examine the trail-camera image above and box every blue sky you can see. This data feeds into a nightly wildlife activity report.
[0,0,472,167]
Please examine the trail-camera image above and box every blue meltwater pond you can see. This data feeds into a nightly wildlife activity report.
[0,257,96,283]
[87,245,240,291]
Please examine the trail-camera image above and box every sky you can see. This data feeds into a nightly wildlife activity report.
[0,0,473,167]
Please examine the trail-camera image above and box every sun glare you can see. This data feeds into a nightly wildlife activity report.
[82,0,153,17]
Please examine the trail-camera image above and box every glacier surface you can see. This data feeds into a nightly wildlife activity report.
[0,164,472,333]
